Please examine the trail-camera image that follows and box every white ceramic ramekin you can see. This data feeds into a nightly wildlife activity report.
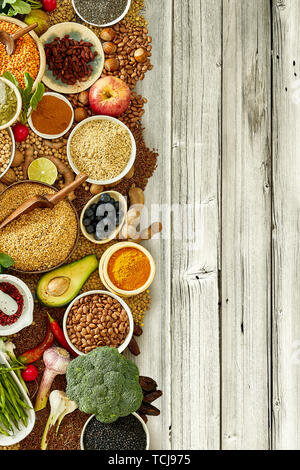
[0,77,22,131]
[72,0,131,28]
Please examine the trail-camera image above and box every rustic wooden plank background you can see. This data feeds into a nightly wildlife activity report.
[138,0,300,450]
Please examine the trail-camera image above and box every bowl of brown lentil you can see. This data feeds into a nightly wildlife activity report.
[72,0,131,28]
[0,17,46,90]
[63,290,134,356]
[0,127,15,181]
[67,115,136,186]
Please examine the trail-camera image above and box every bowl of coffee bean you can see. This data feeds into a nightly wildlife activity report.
[80,191,127,244]
[63,290,133,355]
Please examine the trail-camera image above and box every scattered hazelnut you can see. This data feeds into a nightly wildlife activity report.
[100,28,116,42]
[102,42,117,55]
[74,107,88,122]
[78,91,89,106]
[134,47,148,63]
[104,58,120,72]
[90,184,104,195]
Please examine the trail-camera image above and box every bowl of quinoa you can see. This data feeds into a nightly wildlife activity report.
[0,17,46,89]
[0,182,79,273]
[67,116,136,185]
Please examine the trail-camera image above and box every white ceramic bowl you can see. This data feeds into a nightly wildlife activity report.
[0,351,35,446]
[28,92,74,140]
[80,412,150,450]
[67,115,136,185]
[80,191,127,245]
[0,77,22,131]
[0,274,34,336]
[72,0,131,28]
[0,127,15,182]
[63,290,134,356]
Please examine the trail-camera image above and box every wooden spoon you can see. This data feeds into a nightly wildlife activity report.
[0,23,38,56]
[0,174,87,230]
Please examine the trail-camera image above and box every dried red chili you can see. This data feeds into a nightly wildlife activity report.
[0,282,24,326]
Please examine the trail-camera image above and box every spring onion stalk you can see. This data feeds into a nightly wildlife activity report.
[41,390,77,450]
[34,347,71,412]
[0,339,28,394]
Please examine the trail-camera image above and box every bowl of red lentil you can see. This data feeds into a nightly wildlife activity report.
[0,17,46,89]
[0,274,34,336]
[63,290,134,356]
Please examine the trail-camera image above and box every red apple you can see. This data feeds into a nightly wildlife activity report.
[89,76,131,117]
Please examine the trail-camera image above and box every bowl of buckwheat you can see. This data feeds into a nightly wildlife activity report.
[0,127,15,182]
[63,290,134,356]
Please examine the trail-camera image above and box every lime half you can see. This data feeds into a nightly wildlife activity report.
[28,158,58,185]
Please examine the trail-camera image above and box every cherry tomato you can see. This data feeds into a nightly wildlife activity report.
[42,0,57,12]
[12,123,29,142]
[21,365,38,382]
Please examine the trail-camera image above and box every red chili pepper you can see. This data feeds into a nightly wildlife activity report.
[47,313,77,357]
[18,317,54,364]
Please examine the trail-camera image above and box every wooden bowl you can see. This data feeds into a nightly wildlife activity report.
[0,181,79,274]
[0,16,46,89]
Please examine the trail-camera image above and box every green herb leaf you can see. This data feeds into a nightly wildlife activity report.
[24,72,34,97]
[1,71,20,89]
[30,82,45,111]
[0,253,14,269]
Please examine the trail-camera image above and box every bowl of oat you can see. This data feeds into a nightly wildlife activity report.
[0,127,15,181]
[0,181,79,274]
[67,116,136,186]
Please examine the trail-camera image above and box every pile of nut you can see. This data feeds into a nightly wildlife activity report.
[100,21,153,89]
[0,129,12,175]
[66,293,130,354]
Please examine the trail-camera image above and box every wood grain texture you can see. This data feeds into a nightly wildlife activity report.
[272,0,300,450]
[170,0,222,450]
[128,0,173,451]
[221,0,272,449]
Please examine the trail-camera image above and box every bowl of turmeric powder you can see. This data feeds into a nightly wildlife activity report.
[99,242,156,297]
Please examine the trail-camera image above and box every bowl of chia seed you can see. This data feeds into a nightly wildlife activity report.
[80,412,150,450]
[72,0,131,28]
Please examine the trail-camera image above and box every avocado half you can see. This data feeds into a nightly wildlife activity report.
[36,255,98,307]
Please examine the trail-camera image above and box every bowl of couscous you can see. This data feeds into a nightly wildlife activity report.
[0,17,46,89]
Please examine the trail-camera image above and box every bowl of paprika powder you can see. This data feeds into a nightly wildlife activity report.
[28,92,74,140]
[0,274,34,336]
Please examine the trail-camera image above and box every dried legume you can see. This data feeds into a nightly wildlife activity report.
[0,129,12,175]
[0,21,40,88]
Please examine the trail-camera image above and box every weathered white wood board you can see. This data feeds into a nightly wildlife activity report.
[135,0,300,450]
[272,0,300,450]
[170,0,222,450]
[221,0,272,450]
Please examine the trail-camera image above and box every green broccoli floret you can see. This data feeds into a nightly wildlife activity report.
[66,347,143,423]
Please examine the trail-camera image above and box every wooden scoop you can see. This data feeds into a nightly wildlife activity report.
[0,174,87,230]
[0,23,38,56]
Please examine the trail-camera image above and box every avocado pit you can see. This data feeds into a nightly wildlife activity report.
[47,277,71,297]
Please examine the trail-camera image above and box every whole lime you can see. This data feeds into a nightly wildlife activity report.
[24,9,50,36]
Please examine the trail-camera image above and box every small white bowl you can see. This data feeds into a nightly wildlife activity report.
[63,290,134,356]
[0,127,15,182]
[80,412,150,450]
[72,0,131,28]
[80,191,127,245]
[0,77,22,131]
[0,274,34,336]
[0,351,35,446]
[67,115,136,185]
[28,92,74,140]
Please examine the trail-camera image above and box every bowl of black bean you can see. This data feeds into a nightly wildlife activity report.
[80,190,127,244]
[80,412,150,450]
